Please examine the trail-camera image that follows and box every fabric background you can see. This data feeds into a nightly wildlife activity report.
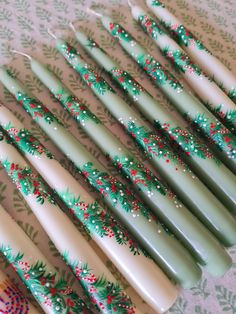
[0,0,235,313]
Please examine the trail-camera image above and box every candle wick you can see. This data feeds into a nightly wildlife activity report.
[127,0,135,7]
[87,7,103,18]
[11,50,32,60]
[69,21,76,33]
[47,28,57,39]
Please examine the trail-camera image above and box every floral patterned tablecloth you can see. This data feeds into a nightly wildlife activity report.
[0,0,235,313]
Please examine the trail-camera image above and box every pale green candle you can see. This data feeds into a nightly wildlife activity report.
[129,2,236,134]
[54,37,236,236]
[99,14,236,174]
[146,0,236,105]
[3,54,236,257]
[72,29,236,216]
[0,66,204,290]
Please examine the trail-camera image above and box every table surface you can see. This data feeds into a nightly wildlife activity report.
[0,0,235,313]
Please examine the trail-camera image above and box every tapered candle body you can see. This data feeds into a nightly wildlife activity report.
[100,15,236,173]
[0,110,137,314]
[26,58,236,253]
[54,38,236,268]
[1,94,233,281]
[0,64,204,289]
[0,204,90,314]
[0,114,179,312]
[74,30,236,214]
[146,0,236,104]
[0,72,200,291]
[0,269,40,314]
[131,4,236,134]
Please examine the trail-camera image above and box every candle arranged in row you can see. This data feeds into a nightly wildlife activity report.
[128,1,236,134]
[0,65,206,291]
[0,203,90,314]
[53,35,233,244]
[146,0,236,104]
[0,113,139,314]
[99,12,236,173]
[0,269,40,314]
[0,108,179,312]
[71,27,236,215]
[1,65,235,280]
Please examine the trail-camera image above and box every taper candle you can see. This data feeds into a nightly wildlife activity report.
[73,28,236,214]
[7,56,236,250]
[0,118,179,312]
[0,66,204,290]
[0,110,137,314]
[129,2,236,134]
[0,70,203,290]
[1,102,234,282]
[0,203,90,314]
[54,35,236,244]
[146,0,236,104]
[99,13,236,173]
[0,269,40,314]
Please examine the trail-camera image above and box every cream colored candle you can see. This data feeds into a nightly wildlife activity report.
[0,115,178,313]
[0,204,90,314]
[146,0,236,105]
[130,2,236,134]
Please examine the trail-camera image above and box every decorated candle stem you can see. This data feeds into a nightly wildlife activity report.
[0,74,202,294]
[0,76,182,288]
[0,113,139,314]
[0,99,233,287]
[0,204,90,314]
[0,119,179,313]
[72,28,236,216]
[0,269,40,314]
[8,54,236,254]
[53,36,236,263]
[0,65,204,290]
[99,13,236,173]
[129,2,236,134]
[146,0,236,104]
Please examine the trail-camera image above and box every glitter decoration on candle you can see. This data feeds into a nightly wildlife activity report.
[0,110,138,314]
[98,12,236,173]
[0,269,40,314]
[128,2,236,134]
[0,203,90,314]
[0,111,178,313]
[72,27,236,215]
[146,0,236,105]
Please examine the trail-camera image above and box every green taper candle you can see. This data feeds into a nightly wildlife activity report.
[2,54,236,253]
[0,66,205,290]
[71,28,236,214]
[129,2,236,134]
[54,37,236,240]
[99,13,236,173]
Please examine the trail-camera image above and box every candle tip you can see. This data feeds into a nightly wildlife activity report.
[69,21,76,33]
[47,28,57,39]
[87,7,103,18]
[11,50,32,60]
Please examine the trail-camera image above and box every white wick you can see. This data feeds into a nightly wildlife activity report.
[87,7,103,18]
[47,28,57,39]
[11,50,32,60]
[69,21,76,33]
